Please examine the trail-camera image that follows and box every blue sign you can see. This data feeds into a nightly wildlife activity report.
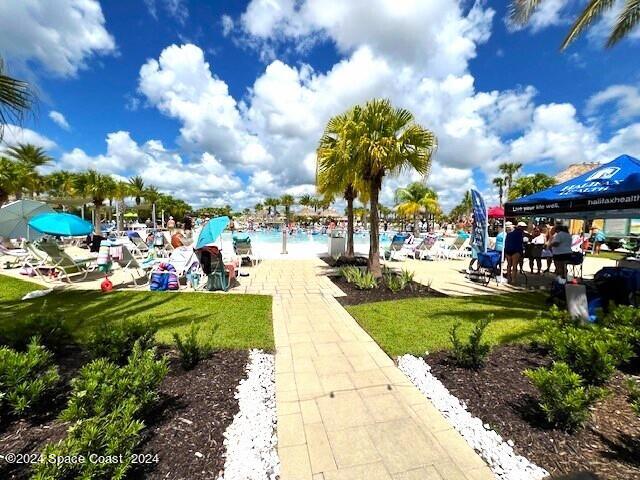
[471,189,488,253]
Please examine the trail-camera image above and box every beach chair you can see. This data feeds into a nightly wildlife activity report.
[196,246,230,292]
[32,241,96,283]
[233,234,257,266]
[115,244,158,286]
[0,244,30,268]
[444,235,471,259]
[410,236,439,260]
[127,232,150,258]
[382,234,408,261]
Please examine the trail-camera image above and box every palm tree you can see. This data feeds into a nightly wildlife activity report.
[113,181,130,231]
[394,182,439,235]
[280,194,295,224]
[0,156,20,204]
[349,99,437,277]
[264,197,278,216]
[128,175,145,206]
[310,197,321,212]
[508,173,557,200]
[144,185,160,226]
[492,177,505,207]
[511,0,640,48]
[0,57,32,141]
[75,170,113,234]
[299,194,312,208]
[317,109,368,258]
[450,191,473,222]
[254,202,264,216]
[498,162,522,195]
[4,144,52,199]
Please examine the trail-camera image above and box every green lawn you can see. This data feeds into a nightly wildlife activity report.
[0,275,274,351]
[594,251,625,261]
[346,292,545,356]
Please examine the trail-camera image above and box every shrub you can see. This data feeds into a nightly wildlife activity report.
[544,325,630,386]
[61,342,168,421]
[353,270,378,290]
[87,317,157,364]
[384,273,404,293]
[628,378,640,416]
[340,266,361,284]
[399,268,414,285]
[600,305,640,360]
[449,316,492,369]
[0,310,72,353]
[0,338,60,415]
[33,399,145,480]
[173,323,209,370]
[525,362,605,430]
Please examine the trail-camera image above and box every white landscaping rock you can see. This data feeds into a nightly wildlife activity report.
[218,350,280,480]
[397,354,549,480]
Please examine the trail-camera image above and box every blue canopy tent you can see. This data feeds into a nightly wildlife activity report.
[505,155,640,219]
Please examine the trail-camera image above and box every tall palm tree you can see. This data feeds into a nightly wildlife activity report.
[317,109,368,258]
[498,162,522,195]
[75,170,113,234]
[0,156,20,204]
[349,99,437,277]
[280,194,295,224]
[511,0,640,48]
[492,177,505,207]
[310,197,321,212]
[5,144,52,199]
[264,197,278,216]
[254,202,264,215]
[113,181,130,231]
[508,173,557,200]
[0,57,32,141]
[145,185,160,225]
[299,194,312,208]
[128,175,145,206]
[394,182,439,235]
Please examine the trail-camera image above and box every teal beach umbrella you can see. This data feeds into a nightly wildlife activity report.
[28,212,93,237]
[196,216,229,249]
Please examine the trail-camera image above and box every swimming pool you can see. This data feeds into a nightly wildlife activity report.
[222,230,396,245]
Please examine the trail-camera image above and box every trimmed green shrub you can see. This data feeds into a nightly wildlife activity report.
[399,268,414,285]
[173,322,209,370]
[544,325,630,385]
[0,311,72,353]
[449,316,492,369]
[33,399,145,480]
[61,342,168,421]
[627,378,640,416]
[87,317,157,364]
[0,338,60,415]
[384,273,405,293]
[600,305,640,361]
[525,361,605,430]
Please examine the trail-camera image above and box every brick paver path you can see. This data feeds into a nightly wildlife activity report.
[245,259,494,480]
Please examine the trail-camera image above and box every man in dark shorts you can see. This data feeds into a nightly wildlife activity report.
[504,222,525,284]
[550,224,573,280]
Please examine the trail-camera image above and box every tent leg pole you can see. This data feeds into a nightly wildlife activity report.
[497,216,507,283]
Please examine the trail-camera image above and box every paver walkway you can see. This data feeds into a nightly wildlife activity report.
[247,259,494,480]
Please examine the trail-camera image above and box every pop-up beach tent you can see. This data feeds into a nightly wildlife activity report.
[505,154,640,219]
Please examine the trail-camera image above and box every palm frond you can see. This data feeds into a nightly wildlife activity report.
[561,0,616,49]
[509,0,544,25]
[607,0,640,46]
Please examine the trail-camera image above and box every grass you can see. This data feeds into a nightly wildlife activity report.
[593,251,626,261]
[346,292,545,356]
[0,275,274,351]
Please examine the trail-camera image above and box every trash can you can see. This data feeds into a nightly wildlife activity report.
[328,229,346,259]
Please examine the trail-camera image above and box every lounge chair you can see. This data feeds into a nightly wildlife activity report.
[0,244,30,268]
[127,232,150,258]
[443,235,471,260]
[115,244,158,286]
[382,234,409,261]
[405,236,439,260]
[31,241,96,283]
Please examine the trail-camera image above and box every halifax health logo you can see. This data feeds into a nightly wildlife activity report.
[560,166,622,196]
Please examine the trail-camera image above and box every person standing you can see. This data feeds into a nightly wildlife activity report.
[529,227,546,274]
[550,224,573,280]
[592,227,606,255]
[166,216,176,234]
[504,222,525,284]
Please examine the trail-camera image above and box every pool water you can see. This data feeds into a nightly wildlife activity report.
[222,230,396,245]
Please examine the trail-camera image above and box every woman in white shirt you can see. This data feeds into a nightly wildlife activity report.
[549,225,573,279]
[527,227,546,274]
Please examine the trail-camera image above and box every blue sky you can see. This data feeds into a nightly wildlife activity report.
[1,0,639,210]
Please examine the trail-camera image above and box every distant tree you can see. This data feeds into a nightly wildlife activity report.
[499,162,522,195]
[280,194,295,224]
[508,173,557,200]
[492,177,505,207]
[128,175,145,205]
[394,182,440,234]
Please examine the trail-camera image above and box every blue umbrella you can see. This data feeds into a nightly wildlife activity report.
[196,216,229,249]
[28,212,93,237]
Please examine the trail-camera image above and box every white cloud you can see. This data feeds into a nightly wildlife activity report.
[586,0,640,45]
[0,124,57,150]
[0,0,115,77]
[48,110,70,130]
[506,0,569,32]
[144,0,188,24]
[221,14,234,36]
[586,84,640,123]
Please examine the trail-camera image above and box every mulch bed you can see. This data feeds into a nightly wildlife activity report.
[321,255,445,306]
[0,348,248,480]
[137,350,248,480]
[427,344,640,480]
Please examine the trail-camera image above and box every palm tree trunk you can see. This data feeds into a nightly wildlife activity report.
[413,214,420,236]
[368,176,382,278]
[117,200,124,231]
[93,203,101,235]
[345,187,355,258]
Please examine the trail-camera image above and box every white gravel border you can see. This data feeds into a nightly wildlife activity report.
[218,349,280,480]
[397,354,548,480]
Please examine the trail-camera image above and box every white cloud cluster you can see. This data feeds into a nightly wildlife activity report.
[144,0,188,24]
[1,124,57,151]
[0,0,115,77]
[49,111,70,130]
[586,84,640,123]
